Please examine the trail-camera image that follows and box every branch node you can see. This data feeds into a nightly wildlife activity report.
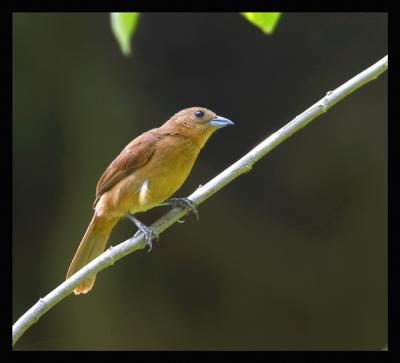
[318,98,329,113]
[106,246,115,265]
[32,298,48,322]
[242,164,253,173]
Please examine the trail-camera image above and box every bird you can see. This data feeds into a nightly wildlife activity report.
[66,107,234,294]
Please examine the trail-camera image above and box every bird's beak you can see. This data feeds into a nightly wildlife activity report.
[208,116,235,129]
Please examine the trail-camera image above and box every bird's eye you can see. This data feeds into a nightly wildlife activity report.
[194,110,204,119]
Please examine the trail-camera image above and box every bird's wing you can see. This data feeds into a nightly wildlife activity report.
[93,131,159,208]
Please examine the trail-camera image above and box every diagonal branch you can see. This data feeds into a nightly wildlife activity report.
[12,55,388,347]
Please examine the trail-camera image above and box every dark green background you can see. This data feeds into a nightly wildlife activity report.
[13,13,387,350]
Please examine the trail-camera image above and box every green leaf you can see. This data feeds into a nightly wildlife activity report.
[241,12,281,34]
[110,12,140,56]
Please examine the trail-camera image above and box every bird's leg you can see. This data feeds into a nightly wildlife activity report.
[127,214,159,252]
[159,198,199,221]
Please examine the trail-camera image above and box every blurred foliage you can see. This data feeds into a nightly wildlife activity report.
[241,12,282,34]
[111,12,140,55]
[111,12,281,56]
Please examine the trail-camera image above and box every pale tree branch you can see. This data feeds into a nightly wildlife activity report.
[12,55,388,347]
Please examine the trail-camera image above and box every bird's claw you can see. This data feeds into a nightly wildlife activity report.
[128,213,159,252]
[134,226,159,252]
[167,198,199,220]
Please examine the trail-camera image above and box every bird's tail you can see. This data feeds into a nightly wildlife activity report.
[66,213,118,295]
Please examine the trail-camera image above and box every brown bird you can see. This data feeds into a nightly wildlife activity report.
[66,107,234,294]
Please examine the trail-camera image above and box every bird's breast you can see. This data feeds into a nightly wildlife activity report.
[96,136,201,217]
[136,138,200,209]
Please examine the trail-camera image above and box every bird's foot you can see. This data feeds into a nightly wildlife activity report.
[128,214,159,252]
[133,226,159,252]
[166,198,199,221]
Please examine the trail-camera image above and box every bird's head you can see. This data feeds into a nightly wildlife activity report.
[162,107,234,148]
